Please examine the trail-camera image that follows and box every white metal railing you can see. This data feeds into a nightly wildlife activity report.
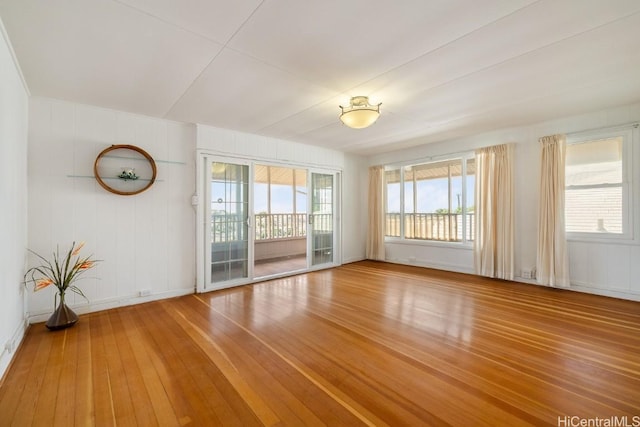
[211,213,333,242]
[211,213,333,243]
[254,213,307,240]
[385,213,474,242]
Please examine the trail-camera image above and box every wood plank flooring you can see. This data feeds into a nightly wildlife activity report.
[2,261,640,426]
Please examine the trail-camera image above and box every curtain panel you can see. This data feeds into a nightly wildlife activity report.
[366,165,386,261]
[537,135,570,287]
[474,143,515,280]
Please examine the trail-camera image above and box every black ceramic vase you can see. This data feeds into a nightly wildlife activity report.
[45,293,79,330]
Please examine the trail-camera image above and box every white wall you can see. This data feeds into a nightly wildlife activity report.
[27,97,196,321]
[196,124,366,264]
[0,18,29,379]
[369,103,640,301]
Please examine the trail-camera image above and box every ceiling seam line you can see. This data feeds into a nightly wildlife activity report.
[253,0,551,133]
[400,9,640,102]
[160,1,267,119]
[110,0,223,44]
[349,74,638,153]
[258,6,640,135]
[107,0,335,125]
[337,0,549,96]
[221,0,266,46]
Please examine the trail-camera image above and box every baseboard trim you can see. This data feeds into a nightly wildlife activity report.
[342,256,366,265]
[383,259,640,302]
[27,288,195,324]
[568,283,640,302]
[385,258,474,275]
[0,318,29,386]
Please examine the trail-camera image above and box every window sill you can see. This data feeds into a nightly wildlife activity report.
[567,233,638,246]
[385,238,473,250]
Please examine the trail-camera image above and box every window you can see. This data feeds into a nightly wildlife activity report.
[385,155,475,243]
[254,165,307,240]
[565,127,634,239]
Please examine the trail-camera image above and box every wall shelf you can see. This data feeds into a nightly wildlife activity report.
[94,145,156,196]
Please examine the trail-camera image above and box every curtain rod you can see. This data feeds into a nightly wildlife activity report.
[566,121,638,137]
[383,149,476,170]
[382,121,640,169]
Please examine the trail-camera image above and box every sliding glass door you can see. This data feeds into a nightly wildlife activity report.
[205,160,250,289]
[253,165,308,278]
[310,172,335,267]
[197,154,339,292]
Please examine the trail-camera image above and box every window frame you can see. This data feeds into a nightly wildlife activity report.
[565,126,636,243]
[384,152,475,246]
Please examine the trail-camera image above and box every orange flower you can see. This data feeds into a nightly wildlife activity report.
[78,261,94,270]
[25,242,100,305]
[72,242,85,256]
[35,278,54,291]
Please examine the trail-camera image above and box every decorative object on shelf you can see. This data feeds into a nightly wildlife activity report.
[23,242,100,330]
[339,96,381,129]
[118,168,139,181]
[94,144,156,195]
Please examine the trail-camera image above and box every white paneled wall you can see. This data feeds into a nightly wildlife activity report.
[27,98,196,320]
[341,153,368,263]
[196,124,366,264]
[0,19,29,379]
[370,103,640,301]
[197,124,347,168]
[568,241,640,300]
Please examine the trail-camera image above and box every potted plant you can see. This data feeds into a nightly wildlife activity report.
[24,242,99,330]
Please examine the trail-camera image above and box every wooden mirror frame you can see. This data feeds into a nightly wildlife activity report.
[94,144,157,196]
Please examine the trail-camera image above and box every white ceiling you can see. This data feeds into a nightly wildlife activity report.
[2,0,640,156]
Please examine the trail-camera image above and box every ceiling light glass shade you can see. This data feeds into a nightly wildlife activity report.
[339,96,381,129]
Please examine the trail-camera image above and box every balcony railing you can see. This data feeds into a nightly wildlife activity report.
[211,212,471,244]
[255,213,307,240]
[211,213,247,244]
[386,213,475,242]
[211,213,332,243]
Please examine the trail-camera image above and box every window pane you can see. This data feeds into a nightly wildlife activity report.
[383,156,474,244]
[295,169,307,214]
[405,159,462,241]
[385,169,400,237]
[254,165,307,241]
[566,187,622,233]
[465,157,475,242]
[565,137,623,234]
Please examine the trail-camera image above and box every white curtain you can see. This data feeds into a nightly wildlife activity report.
[474,144,514,280]
[366,165,386,261]
[537,135,570,287]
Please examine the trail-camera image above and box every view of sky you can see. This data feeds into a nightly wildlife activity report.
[254,183,307,214]
[211,174,474,215]
[210,182,307,214]
[387,176,475,213]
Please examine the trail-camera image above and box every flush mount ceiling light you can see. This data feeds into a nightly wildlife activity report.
[339,96,381,129]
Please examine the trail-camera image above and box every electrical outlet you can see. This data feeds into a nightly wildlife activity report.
[139,289,151,297]
[521,269,536,280]
[5,340,14,354]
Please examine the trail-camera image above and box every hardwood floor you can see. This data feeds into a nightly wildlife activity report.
[2,261,639,426]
